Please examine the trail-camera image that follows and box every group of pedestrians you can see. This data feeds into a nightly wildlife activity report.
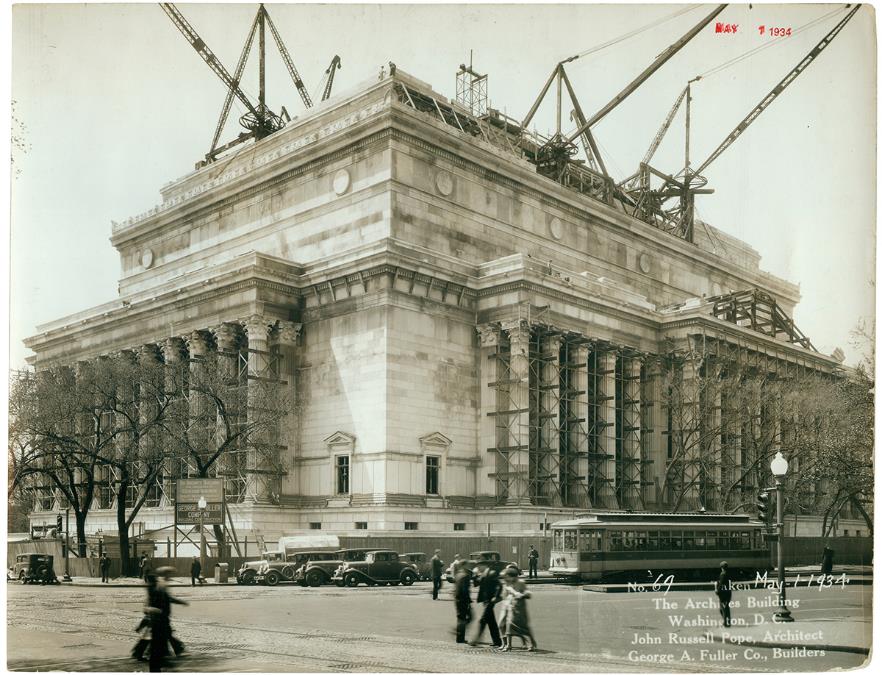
[131,566,189,672]
[431,550,537,652]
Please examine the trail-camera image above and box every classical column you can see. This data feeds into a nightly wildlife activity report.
[720,375,742,512]
[679,356,702,511]
[273,320,302,497]
[539,333,562,506]
[160,337,188,480]
[569,343,591,509]
[241,315,274,502]
[597,349,618,508]
[184,330,213,477]
[640,358,664,509]
[476,324,501,501]
[621,356,642,509]
[500,319,531,505]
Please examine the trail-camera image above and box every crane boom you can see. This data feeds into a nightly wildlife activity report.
[159,3,261,120]
[643,86,688,165]
[263,7,313,109]
[695,4,861,175]
[565,4,726,144]
[209,10,261,155]
[322,55,342,102]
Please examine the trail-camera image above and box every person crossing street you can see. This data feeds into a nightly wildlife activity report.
[469,568,502,648]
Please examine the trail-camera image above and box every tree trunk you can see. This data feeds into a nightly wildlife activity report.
[850,495,873,535]
[116,480,132,575]
[75,510,88,557]
[212,523,226,561]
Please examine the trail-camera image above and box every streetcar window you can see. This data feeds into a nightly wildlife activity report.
[670,531,683,550]
[580,530,601,551]
[683,532,694,550]
[635,531,647,551]
[706,533,717,549]
[647,531,659,551]
[553,530,563,550]
[610,531,623,552]
[695,534,705,550]
[564,530,578,550]
[659,531,671,550]
[741,531,751,549]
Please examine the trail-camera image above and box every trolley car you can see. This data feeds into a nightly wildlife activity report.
[549,512,769,581]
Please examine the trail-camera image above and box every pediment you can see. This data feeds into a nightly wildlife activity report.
[419,432,452,448]
[323,431,356,447]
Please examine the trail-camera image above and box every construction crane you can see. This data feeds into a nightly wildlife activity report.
[160,3,323,168]
[320,55,342,102]
[622,3,862,242]
[515,5,726,201]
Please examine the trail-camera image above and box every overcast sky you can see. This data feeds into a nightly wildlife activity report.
[8,2,876,368]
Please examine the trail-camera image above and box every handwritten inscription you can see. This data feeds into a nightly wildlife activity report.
[758,25,792,37]
[715,22,739,34]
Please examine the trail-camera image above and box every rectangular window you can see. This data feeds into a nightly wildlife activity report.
[355,522,367,530]
[426,455,440,495]
[404,521,418,530]
[336,455,350,494]
[453,523,465,531]
[309,522,321,530]
[553,530,563,550]
[564,530,577,550]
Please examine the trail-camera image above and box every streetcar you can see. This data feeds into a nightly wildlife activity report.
[549,512,769,581]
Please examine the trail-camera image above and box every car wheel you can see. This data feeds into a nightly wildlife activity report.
[306,570,323,587]
[265,571,281,587]
[344,573,359,587]
[400,571,416,586]
[281,565,295,580]
[241,570,256,585]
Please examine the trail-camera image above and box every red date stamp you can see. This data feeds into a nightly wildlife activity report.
[758,25,792,36]
[715,22,739,34]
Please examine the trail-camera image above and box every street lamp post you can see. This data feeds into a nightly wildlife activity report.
[62,508,72,582]
[770,451,794,623]
[198,496,207,583]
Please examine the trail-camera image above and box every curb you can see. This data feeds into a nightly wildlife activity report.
[705,632,870,656]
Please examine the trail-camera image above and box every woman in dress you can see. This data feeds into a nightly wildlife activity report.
[497,568,537,651]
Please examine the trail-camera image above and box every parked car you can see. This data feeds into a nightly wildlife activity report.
[445,551,519,583]
[295,548,376,587]
[400,552,432,580]
[257,550,340,586]
[237,551,287,585]
[12,554,59,585]
[331,550,419,587]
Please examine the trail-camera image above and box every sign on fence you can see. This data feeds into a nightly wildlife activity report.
[175,478,225,525]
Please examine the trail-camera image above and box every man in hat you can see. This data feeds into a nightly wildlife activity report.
[146,566,189,670]
[453,565,473,644]
[714,561,733,628]
[430,550,444,600]
[470,567,503,647]
[99,553,110,583]
[528,545,539,579]
[190,557,202,587]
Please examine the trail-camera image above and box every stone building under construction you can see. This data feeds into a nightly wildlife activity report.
[25,68,843,540]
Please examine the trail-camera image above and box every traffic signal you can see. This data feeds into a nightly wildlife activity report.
[756,491,771,526]
[56,514,63,533]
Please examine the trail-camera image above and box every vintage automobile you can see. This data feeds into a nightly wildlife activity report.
[236,550,286,585]
[444,550,520,583]
[13,553,59,585]
[295,548,375,587]
[257,550,340,586]
[400,552,432,581]
[331,550,419,587]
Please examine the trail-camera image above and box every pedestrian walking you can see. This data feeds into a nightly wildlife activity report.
[431,549,444,600]
[131,574,158,662]
[145,566,189,672]
[139,553,151,580]
[453,565,473,644]
[715,561,733,628]
[190,557,202,586]
[99,553,110,583]
[528,545,539,579]
[469,568,502,647]
[498,568,537,651]
[821,546,835,575]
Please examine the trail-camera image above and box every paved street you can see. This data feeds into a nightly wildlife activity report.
[7,579,871,672]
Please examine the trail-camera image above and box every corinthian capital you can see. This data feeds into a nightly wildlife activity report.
[476,324,500,348]
[211,323,241,353]
[241,315,272,341]
[274,321,303,346]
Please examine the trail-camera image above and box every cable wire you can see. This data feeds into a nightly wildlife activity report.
[565,5,702,62]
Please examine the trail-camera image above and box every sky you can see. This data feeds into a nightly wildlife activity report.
[7,2,877,368]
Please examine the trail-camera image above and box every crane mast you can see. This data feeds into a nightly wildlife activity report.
[322,56,342,102]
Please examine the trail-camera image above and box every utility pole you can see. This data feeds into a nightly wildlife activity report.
[62,508,72,582]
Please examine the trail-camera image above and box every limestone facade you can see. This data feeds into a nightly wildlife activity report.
[24,70,839,539]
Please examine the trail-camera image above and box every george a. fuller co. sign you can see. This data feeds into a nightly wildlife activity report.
[175,478,225,525]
